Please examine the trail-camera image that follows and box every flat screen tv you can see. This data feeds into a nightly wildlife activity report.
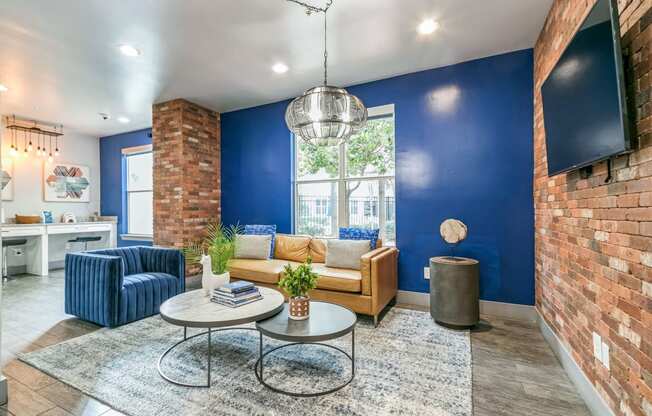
[541,0,631,176]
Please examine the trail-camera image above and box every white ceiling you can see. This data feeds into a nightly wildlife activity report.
[0,0,552,137]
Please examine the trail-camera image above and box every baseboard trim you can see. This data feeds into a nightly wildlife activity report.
[6,265,26,276]
[396,290,536,322]
[396,290,430,307]
[0,374,6,405]
[537,311,614,416]
[49,260,65,271]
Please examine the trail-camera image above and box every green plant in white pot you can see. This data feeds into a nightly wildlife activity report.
[185,223,241,296]
[278,257,318,320]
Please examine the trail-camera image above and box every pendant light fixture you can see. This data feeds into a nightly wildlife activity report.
[284,0,367,146]
[4,115,64,159]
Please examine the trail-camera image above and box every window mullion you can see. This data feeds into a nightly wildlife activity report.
[338,142,347,229]
[379,179,386,241]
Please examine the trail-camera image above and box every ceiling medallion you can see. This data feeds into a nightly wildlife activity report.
[284,0,368,146]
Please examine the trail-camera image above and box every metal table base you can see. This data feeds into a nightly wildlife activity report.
[157,326,257,388]
[254,329,355,397]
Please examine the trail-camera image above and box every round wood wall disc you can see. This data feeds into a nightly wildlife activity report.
[440,219,467,244]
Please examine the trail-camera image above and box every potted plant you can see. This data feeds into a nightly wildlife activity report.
[278,257,318,320]
[185,223,241,296]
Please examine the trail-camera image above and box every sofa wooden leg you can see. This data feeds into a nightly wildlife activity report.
[373,315,379,327]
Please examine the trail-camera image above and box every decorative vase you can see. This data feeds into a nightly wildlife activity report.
[202,271,230,296]
[288,296,310,320]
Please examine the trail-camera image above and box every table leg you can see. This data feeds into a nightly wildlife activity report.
[259,331,264,381]
[183,326,187,341]
[352,328,356,377]
[207,328,212,387]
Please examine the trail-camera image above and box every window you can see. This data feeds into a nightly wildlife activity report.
[294,104,396,243]
[123,145,153,238]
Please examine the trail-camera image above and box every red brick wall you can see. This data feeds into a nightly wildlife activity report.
[152,99,221,274]
[534,1,651,414]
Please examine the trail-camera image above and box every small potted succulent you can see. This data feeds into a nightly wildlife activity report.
[185,223,241,296]
[278,257,318,320]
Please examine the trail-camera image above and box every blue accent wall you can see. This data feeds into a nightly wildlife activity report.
[221,101,294,233]
[100,128,152,247]
[221,49,535,305]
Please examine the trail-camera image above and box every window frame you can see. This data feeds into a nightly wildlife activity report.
[121,144,154,241]
[293,104,396,242]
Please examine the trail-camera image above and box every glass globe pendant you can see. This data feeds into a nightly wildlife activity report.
[284,0,367,146]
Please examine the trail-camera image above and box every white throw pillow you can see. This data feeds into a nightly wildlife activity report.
[325,239,370,270]
[234,234,272,259]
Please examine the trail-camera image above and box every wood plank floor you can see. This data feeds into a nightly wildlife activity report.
[1,272,589,416]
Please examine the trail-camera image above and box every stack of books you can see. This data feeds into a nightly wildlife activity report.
[211,281,262,308]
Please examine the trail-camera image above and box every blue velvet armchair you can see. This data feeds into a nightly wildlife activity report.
[65,246,185,327]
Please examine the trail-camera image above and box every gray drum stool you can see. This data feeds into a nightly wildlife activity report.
[3,239,27,280]
[430,256,479,328]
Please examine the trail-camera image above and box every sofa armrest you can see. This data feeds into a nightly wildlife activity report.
[64,253,124,327]
[360,247,390,295]
[370,247,399,313]
[139,247,185,292]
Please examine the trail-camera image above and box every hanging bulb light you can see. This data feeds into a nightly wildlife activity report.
[28,122,35,152]
[9,126,17,157]
[284,0,367,146]
[22,131,28,157]
[54,126,60,157]
[47,152,53,163]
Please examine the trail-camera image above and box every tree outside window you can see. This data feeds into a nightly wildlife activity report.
[294,107,396,243]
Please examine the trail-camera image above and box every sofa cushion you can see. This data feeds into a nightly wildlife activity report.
[228,259,300,284]
[244,224,277,258]
[235,234,272,259]
[274,234,311,263]
[339,227,380,249]
[118,272,179,325]
[311,263,361,293]
[309,238,327,263]
[326,239,370,270]
[92,247,143,275]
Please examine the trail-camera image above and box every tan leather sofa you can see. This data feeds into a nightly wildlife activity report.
[227,234,399,325]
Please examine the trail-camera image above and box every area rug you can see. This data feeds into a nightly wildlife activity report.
[19,308,471,416]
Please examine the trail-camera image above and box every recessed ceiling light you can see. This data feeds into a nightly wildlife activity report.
[118,44,141,57]
[0,84,8,92]
[117,116,130,124]
[272,63,289,74]
[417,19,439,35]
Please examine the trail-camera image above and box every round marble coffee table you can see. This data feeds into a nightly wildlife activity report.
[255,301,357,397]
[158,287,284,388]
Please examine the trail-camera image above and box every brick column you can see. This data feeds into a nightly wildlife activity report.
[152,99,221,274]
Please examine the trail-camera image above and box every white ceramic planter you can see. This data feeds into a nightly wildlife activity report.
[203,271,230,296]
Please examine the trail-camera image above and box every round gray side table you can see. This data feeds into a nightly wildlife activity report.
[255,301,357,397]
[430,256,479,328]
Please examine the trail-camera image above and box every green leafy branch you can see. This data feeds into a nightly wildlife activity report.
[184,223,242,274]
[278,257,318,298]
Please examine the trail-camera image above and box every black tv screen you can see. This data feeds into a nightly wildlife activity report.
[541,0,630,176]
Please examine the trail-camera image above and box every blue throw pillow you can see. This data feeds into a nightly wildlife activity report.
[339,227,380,250]
[244,224,277,258]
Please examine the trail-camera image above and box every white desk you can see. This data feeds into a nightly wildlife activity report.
[1,221,117,276]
